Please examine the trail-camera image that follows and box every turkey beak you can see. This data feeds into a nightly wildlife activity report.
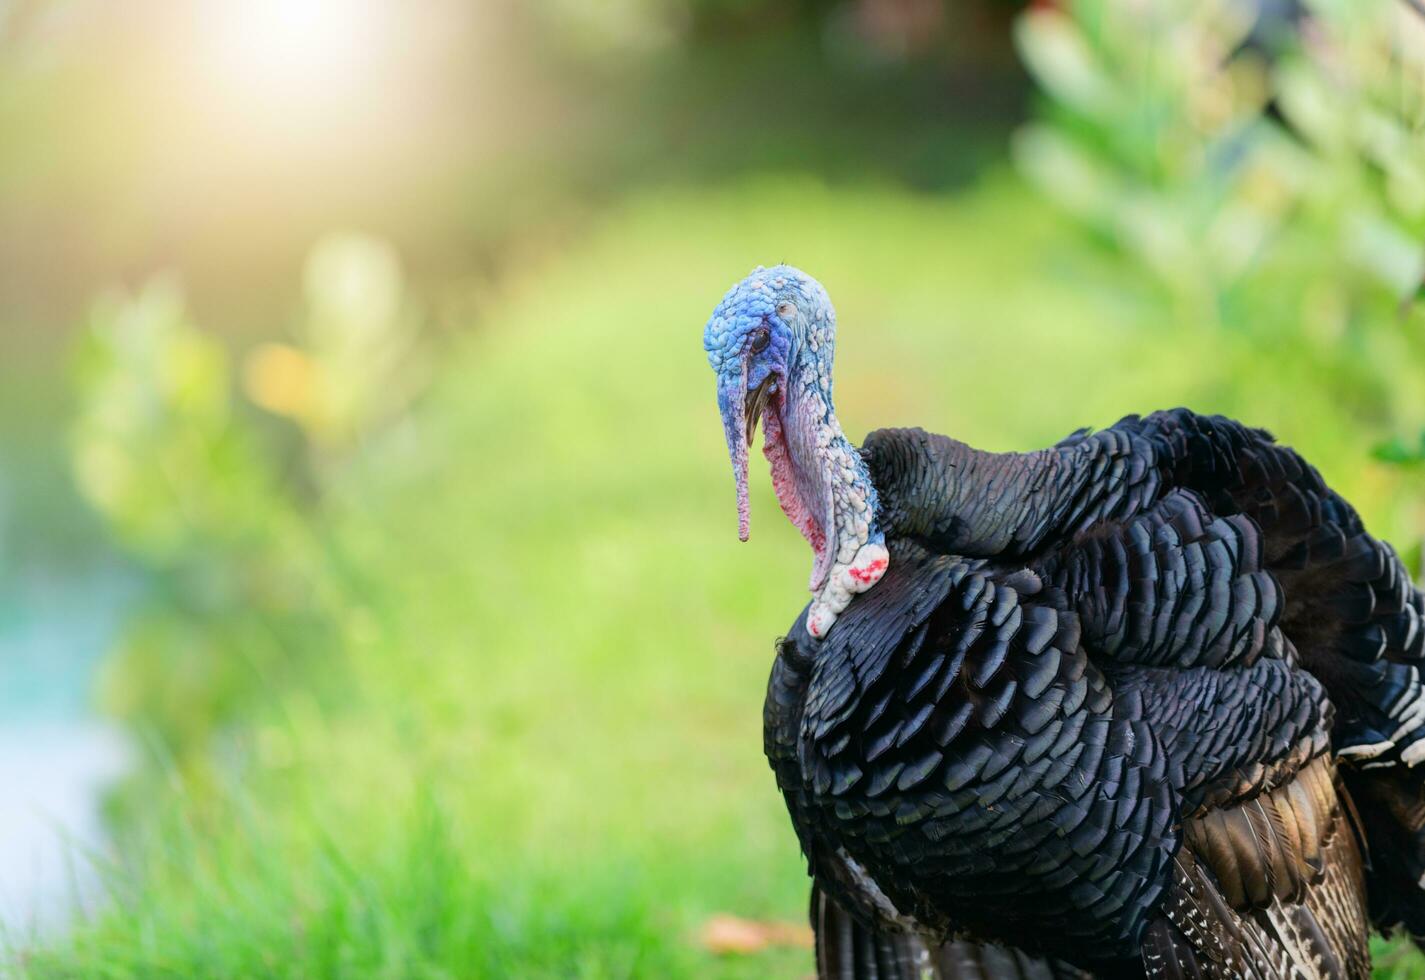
[744,374,776,449]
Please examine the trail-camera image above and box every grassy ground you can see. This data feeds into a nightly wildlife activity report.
[20,174,1425,977]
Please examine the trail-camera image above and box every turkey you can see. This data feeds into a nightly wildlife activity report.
[702,265,1425,978]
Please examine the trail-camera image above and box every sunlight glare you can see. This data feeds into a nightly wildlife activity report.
[199,0,386,121]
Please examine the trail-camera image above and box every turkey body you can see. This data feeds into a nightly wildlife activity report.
[766,409,1425,979]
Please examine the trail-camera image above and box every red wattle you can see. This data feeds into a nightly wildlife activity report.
[848,557,888,584]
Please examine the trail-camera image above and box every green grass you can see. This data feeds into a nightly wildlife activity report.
[21,173,1425,977]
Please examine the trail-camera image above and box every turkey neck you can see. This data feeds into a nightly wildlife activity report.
[769,333,882,594]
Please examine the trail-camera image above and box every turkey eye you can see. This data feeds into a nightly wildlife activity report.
[750,329,770,353]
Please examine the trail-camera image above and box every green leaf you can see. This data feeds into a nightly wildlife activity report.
[1345,211,1425,299]
[1013,10,1116,120]
[1372,430,1425,465]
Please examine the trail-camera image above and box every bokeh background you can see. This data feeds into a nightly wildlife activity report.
[1,0,1423,975]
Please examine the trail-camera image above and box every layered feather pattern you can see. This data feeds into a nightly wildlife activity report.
[767,408,1423,978]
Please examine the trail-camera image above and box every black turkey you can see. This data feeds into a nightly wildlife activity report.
[703,265,1425,978]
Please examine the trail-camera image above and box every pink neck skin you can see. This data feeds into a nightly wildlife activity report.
[761,370,889,640]
[762,397,833,592]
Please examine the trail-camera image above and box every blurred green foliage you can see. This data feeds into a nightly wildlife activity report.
[70,279,317,757]
[243,234,430,455]
[1377,431,1425,465]
[1014,0,1425,477]
[66,236,431,767]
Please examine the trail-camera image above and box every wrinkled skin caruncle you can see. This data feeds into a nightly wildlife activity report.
[703,265,889,638]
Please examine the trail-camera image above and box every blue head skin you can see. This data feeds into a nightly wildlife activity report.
[703,265,889,638]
